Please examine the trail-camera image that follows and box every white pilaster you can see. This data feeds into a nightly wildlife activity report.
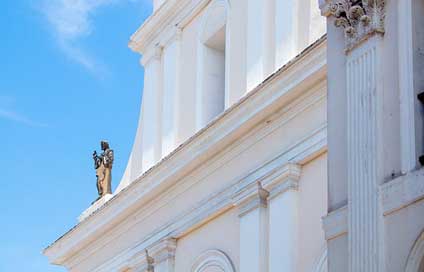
[141,46,163,172]
[275,0,300,68]
[262,164,301,272]
[234,182,269,272]
[398,0,417,173]
[320,2,387,270]
[246,0,273,91]
[346,36,384,272]
[161,28,182,157]
[149,238,177,272]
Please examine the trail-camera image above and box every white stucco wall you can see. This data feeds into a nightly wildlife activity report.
[174,209,240,272]
[298,154,327,272]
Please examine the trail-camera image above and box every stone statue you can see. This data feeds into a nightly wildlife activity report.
[93,140,114,202]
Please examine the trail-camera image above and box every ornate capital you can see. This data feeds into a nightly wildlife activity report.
[321,0,385,52]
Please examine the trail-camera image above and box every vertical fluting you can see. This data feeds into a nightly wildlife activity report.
[347,43,380,272]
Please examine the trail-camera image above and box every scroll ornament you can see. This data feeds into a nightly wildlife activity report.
[328,0,385,51]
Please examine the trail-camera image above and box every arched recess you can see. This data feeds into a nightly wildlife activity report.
[196,0,230,130]
[406,230,424,272]
[191,249,235,272]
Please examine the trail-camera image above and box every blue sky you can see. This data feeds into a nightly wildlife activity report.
[0,1,152,271]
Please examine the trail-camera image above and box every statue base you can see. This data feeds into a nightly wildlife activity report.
[78,194,113,222]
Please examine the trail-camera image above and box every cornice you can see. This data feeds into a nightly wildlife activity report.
[44,37,327,267]
[233,182,270,217]
[380,168,424,216]
[148,238,177,264]
[129,0,210,54]
[140,45,163,67]
[261,163,301,200]
[93,121,327,272]
[322,205,348,241]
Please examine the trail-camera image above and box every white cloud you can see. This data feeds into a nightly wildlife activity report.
[40,0,113,74]
[0,96,48,127]
[0,109,48,128]
[40,0,149,75]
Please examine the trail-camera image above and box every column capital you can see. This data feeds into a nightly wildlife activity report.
[140,44,163,66]
[262,163,301,200]
[148,238,177,264]
[160,26,183,48]
[233,182,269,217]
[319,0,385,52]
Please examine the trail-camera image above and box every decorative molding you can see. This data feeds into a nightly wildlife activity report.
[128,249,154,272]
[129,0,212,54]
[43,38,327,268]
[78,194,113,222]
[380,168,424,216]
[320,0,385,52]
[148,238,177,264]
[261,163,301,200]
[191,250,235,272]
[140,45,163,67]
[233,181,270,217]
[82,124,327,272]
[322,205,348,241]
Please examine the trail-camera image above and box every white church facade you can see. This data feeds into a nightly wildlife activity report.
[44,0,424,272]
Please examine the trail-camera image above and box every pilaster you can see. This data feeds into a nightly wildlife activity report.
[398,0,417,173]
[161,27,182,157]
[262,163,301,272]
[274,0,300,68]
[233,182,269,272]
[320,1,387,271]
[149,238,177,272]
[141,46,162,172]
[246,0,273,91]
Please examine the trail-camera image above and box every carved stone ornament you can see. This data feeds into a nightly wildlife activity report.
[325,0,385,52]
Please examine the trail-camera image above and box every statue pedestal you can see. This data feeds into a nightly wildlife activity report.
[78,194,113,222]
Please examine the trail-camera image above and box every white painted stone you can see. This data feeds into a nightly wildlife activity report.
[141,46,163,172]
[235,183,269,272]
[78,194,113,222]
[44,2,424,272]
[162,32,181,156]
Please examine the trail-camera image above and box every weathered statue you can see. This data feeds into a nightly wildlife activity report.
[93,141,114,202]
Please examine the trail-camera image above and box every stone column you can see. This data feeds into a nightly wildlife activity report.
[149,238,177,272]
[161,28,182,157]
[320,1,387,271]
[262,163,301,272]
[140,45,163,173]
[234,182,269,272]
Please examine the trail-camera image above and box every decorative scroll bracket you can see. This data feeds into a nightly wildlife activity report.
[320,0,385,53]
